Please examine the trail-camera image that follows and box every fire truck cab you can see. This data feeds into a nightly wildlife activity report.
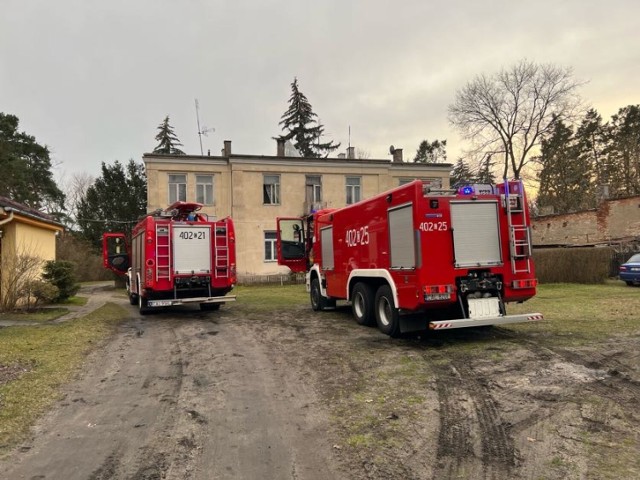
[103,202,236,314]
[277,179,543,337]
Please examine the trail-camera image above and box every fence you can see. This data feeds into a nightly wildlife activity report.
[237,273,306,286]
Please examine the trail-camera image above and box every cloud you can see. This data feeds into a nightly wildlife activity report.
[1,0,638,177]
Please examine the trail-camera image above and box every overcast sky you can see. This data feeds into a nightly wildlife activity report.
[1,0,638,182]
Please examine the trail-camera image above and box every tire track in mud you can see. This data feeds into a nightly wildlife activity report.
[432,357,515,480]
[495,328,640,414]
[2,314,192,480]
[122,319,188,480]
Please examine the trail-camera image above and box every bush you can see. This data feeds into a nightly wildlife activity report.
[0,251,43,312]
[56,233,112,282]
[533,247,613,284]
[20,280,59,311]
[42,260,80,302]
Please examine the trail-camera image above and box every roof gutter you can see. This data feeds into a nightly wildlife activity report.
[0,210,14,227]
[1,206,64,230]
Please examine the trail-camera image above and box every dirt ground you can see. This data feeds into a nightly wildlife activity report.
[1,285,639,479]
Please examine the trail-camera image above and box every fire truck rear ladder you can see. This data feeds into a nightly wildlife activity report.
[214,224,229,279]
[156,225,171,281]
[505,182,532,274]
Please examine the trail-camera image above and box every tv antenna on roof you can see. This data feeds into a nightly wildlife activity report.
[195,98,215,155]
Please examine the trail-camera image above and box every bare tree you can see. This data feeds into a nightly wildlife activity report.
[61,172,95,228]
[0,242,45,311]
[356,148,371,160]
[448,60,583,179]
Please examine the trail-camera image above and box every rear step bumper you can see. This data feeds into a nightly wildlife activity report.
[147,295,236,307]
[428,313,543,330]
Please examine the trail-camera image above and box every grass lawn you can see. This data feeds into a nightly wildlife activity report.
[508,280,640,343]
[0,303,128,451]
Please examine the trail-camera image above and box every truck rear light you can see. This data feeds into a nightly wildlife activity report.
[423,284,453,301]
[512,279,537,289]
[146,231,153,243]
[146,268,153,283]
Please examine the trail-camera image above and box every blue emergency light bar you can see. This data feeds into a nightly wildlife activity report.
[457,183,496,195]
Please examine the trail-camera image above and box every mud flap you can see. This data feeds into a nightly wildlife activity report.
[399,314,428,333]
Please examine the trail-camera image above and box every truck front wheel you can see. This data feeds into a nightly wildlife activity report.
[375,285,400,337]
[352,282,375,326]
[310,277,327,311]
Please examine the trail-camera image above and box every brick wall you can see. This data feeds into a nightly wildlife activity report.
[532,196,640,246]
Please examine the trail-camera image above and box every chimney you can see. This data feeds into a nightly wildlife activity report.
[276,138,285,156]
[347,146,355,159]
[223,140,232,157]
[392,148,403,163]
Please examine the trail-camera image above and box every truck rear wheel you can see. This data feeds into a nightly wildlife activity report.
[310,277,328,311]
[126,280,138,305]
[375,285,400,337]
[352,282,375,326]
[138,293,150,315]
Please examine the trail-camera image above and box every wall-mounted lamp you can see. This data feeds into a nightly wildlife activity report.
[0,229,3,239]
[55,230,60,238]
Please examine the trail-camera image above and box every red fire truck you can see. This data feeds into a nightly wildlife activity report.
[277,179,542,337]
[103,201,236,314]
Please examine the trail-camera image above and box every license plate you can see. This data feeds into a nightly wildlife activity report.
[149,300,172,307]
[425,293,450,301]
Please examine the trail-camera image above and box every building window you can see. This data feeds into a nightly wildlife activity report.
[196,175,214,205]
[263,174,280,204]
[346,176,361,204]
[399,177,415,186]
[264,231,277,261]
[306,175,322,203]
[399,177,442,188]
[168,174,187,203]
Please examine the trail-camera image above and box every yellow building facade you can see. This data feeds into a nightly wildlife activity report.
[0,198,64,307]
[144,141,452,279]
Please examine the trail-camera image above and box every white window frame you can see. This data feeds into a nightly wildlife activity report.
[196,174,214,205]
[263,174,281,205]
[346,176,361,204]
[264,231,277,262]
[306,175,322,203]
[168,174,187,204]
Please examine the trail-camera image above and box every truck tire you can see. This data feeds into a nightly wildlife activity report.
[126,280,137,305]
[138,293,150,315]
[352,282,375,326]
[200,303,221,311]
[375,285,401,337]
[310,277,328,311]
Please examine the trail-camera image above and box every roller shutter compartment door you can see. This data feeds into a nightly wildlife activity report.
[450,201,502,268]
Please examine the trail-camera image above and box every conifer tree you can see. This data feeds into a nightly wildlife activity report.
[536,118,593,214]
[76,159,147,248]
[450,159,475,187]
[414,139,447,163]
[278,78,340,158]
[153,116,185,154]
[606,105,640,197]
[0,112,65,212]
